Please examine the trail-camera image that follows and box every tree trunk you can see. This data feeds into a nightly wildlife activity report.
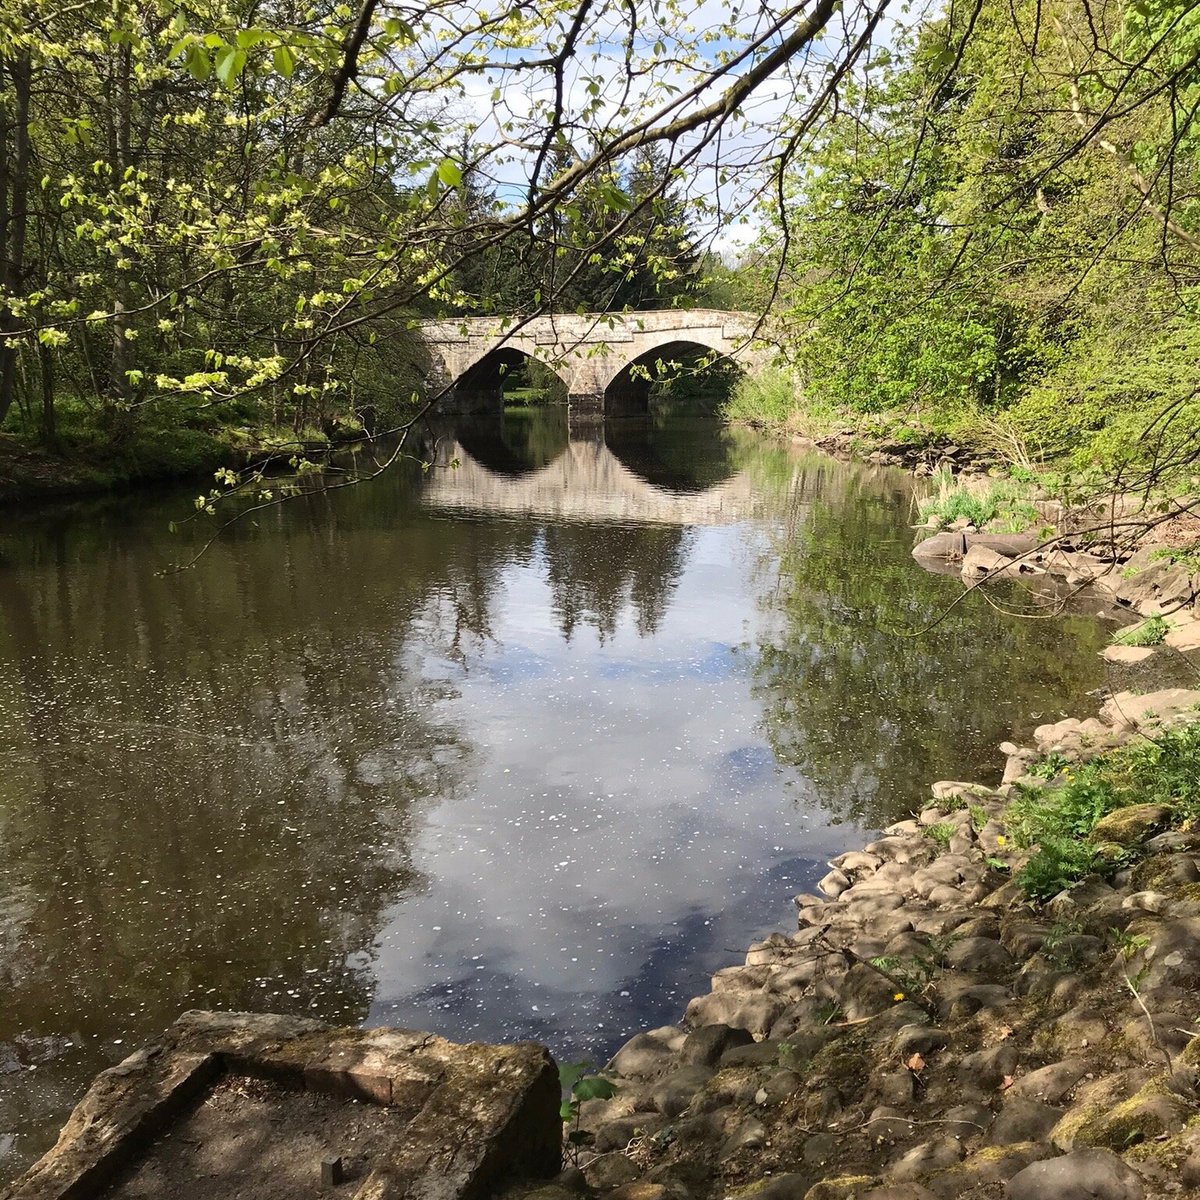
[0,53,32,429]
[38,340,55,446]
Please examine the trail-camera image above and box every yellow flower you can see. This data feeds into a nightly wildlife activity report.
[996,836,1007,847]
[893,992,905,1002]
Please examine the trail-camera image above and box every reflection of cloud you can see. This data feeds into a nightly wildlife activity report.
[597,641,734,681]
[365,522,850,1061]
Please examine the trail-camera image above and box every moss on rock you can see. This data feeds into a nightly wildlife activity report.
[1053,1076,1189,1150]
[1089,804,1172,846]
[806,1033,871,1104]
[802,1176,877,1200]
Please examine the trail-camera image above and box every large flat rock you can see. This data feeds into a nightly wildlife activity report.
[1,1012,561,1200]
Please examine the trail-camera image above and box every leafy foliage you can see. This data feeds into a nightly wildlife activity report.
[759,0,1200,487]
[1008,719,1200,898]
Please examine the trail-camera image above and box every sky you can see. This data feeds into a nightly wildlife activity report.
[379,0,913,259]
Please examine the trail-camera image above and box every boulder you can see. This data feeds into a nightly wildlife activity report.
[678,1024,753,1069]
[1128,917,1200,990]
[887,1137,965,1180]
[1101,644,1155,665]
[1009,1058,1093,1104]
[912,532,967,560]
[962,545,1016,579]
[1005,1148,1144,1200]
[649,1065,714,1119]
[1100,687,1200,731]
[989,1098,1065,1144]
[1089,804,1172,846]
[719,1116,767,1158]
[818,868,852,898]
[684,992,787,1038]
[608,1027,686,1078]
[1165,616,1200,651]
[944,936,1014,977]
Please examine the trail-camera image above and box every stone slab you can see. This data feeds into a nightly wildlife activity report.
[0,1012,560,1200]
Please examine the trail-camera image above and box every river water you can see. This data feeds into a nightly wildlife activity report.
[0,411,1106,1178]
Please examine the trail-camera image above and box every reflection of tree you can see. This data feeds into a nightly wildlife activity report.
[744,449,1107,829]
[0,478,542,1170]
[541,523,690,640]
[500,408,570,469]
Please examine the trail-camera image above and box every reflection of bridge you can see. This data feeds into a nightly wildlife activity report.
[421,432,765,525]
[418,310,771,418]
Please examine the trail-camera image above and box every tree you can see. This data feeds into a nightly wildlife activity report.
[761,0,1200,483]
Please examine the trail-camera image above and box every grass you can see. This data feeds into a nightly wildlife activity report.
[917,467,1040,533]
[1111,616,1170,648]
[722,366,841,433]
[925,822,956,848]
[1006,720,1200,900]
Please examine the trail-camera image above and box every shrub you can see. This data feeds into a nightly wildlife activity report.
[925,822,955,847]
[917,471,1039,532]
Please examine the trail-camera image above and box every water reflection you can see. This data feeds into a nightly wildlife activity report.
[0,413,1104,1180]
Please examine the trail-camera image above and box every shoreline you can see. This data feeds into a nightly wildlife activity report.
[540,685,1200,1200]
[517,532,1200,1200]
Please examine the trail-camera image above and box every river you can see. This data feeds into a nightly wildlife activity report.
[0,411,1106,1179]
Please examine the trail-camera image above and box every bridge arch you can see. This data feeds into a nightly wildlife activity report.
[451,345,569,411]
[602,335,743,416]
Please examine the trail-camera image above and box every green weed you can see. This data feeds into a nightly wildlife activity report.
[1026,751,1071,780]
[1009,719,1200,899]
[558,1061,618,1161]
[918,472,1039,533]
[925,822,956,848]
[1111,617,1169,647]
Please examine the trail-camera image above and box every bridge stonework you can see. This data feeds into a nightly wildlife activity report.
[417,309,771,416]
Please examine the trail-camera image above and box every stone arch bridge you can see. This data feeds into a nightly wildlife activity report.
[418,309,772,418]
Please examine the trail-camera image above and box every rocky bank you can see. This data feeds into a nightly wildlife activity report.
[502,566,1200,1199]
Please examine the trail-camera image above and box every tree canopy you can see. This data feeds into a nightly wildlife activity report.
[2,0,1199,505]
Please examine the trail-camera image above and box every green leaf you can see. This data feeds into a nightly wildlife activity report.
[185,45,212,81]
[215,47,247,87]
[558,1061,588,1091]
[573,1076,617,1102]
[384,17,416,40]
[559,1100,576,1121]
[436,158,463,187]
[272,45,296,77]
[599,184,632,211]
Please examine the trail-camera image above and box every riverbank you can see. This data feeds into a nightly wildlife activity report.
[0,423,374,506]
[0,426,245,505]
[515,688,1200,1199]
[498,539,1200,1199]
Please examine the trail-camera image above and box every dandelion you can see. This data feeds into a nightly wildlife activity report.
[892,991,905,1002]
[996,836,1007,847]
